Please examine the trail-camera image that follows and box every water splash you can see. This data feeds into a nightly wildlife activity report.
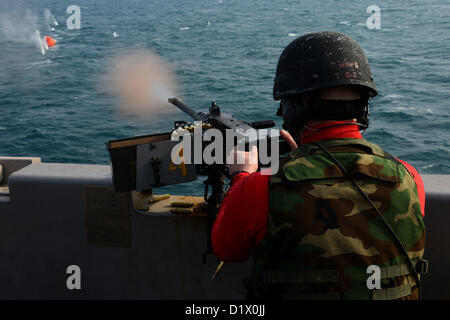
[44,9,58,27]
[0,8,48,55]
[32,30,46,55]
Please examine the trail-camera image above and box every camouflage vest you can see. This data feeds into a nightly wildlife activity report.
[245,138,426,300]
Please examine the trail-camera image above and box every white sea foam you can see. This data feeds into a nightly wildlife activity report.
[386,94,403,99]
[180,26,190,30]
[31,59,52,66]
[392,106,417,112]
[288,33,299,37]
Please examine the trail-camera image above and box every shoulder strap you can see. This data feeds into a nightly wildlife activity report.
[302,138,403,164]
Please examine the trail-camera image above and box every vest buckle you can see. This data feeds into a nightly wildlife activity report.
[416,259,429,275]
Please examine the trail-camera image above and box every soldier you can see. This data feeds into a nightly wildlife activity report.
[212,31,427,300]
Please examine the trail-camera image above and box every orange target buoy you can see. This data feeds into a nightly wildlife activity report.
[45,36,56,47]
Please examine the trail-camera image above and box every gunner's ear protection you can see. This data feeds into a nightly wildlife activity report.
[277,91,321,137]
[277,91,372,133]
[277,97,306,137]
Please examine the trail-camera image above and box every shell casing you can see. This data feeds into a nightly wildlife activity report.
[170,202,194,208]
[170,208,193,214]
[212,261,225,280]
[148,194,170,203]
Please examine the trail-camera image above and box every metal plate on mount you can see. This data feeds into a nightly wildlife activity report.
[136,139,197,190]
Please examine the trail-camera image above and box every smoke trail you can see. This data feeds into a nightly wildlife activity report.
[100,49,179,120]
[44,8,58,27]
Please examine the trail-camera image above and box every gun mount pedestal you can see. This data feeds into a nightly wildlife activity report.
[202,166,225,264]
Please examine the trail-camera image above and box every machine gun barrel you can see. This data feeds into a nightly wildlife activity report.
[168,98,208,121]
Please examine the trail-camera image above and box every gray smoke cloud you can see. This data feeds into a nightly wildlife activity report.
[0,8,46,54]
[100,49,179,120]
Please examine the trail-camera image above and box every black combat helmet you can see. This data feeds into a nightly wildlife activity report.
[274,31,378,134]
[273,31,378,100]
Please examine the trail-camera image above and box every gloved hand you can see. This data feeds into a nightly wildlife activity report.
[225,129,297,176]
[226,145,259,175]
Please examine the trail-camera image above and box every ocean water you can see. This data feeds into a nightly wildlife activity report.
[0,0,449,196]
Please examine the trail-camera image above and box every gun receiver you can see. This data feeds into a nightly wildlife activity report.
[169,97,261,132]
[168,98,290,156]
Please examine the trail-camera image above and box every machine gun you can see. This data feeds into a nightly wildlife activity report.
[106,98,289,263]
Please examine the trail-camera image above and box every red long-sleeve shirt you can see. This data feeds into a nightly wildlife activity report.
[211,123,426,262]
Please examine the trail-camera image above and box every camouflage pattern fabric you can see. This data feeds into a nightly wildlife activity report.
[245,138,426,300]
